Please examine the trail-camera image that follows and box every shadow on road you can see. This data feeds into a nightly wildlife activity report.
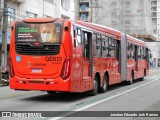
[20,78,145,103]
[21,92,91,103]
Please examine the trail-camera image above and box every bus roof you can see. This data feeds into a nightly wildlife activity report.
[127,35,148,47]
[22,17,64,23]
[74,20,121,40]
[74,20,147,47]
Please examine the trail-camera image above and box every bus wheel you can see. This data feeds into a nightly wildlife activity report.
[47,91,56,95]
[2,81,5,86]
[89,76,98,96]
[140,70,145,81]
[140,76,144,81]
[100,74,108,93]
[127,72,133,85]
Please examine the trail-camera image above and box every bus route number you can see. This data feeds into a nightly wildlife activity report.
[45,56,62,62]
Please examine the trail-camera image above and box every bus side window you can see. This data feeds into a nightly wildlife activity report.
[108,38,115,57]
[131,44,135,59]
[116,40,120,60]
[107,38,111,57]
[140,47,143,59]
[102,35,108,58]
[127,43,130,59]
[138,46,141,59]
[143,48,146,59]
[95,34,101,57]
[128,43,134,59]
[93,33,97,57]
[76,29,82,46]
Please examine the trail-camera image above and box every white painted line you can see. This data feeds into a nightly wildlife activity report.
[49,78,159,120]
[147,76,158,79]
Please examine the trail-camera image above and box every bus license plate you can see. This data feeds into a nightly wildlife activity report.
[32,69,42,73]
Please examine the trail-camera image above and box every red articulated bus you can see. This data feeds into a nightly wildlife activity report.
[9,18,149,95]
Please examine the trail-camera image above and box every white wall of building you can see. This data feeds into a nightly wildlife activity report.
[19,0,59,18]
[157,0,160,34]
[7,0,74,20]
[60,0,75,20]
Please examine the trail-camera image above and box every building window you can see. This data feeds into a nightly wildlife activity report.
[125,20,130,24]
[61,14,70,19]
[44,0,54,4]
[111,20,117,25]
[152,1,157,5]
[125,29,130,34]
[125,10,131,14]
[111,1,117,6]
[61,0,70,10]
[81,4,87,11]
[81,13,87,21]
[111,11,117,17]
[125,1,130,5]
[93,0,99,7]
[8,7,15,27]
[152,13,157,17]
[26,12,37,18]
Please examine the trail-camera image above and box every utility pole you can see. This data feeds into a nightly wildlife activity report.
[0,0,8,85]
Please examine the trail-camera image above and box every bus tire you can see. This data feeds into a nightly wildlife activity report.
[140,69,146,81]
[127,72,133,85]
[89,76,98,96]
[140,77,144,81]
[100,74,108,93]
[47,91,56,94]
[2,81,5,86]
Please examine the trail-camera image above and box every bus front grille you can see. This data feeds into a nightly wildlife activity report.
[16,43,60,55]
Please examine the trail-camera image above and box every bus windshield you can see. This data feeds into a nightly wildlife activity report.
[16,21,62,43]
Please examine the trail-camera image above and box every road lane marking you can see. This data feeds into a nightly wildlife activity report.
[49,78,160,120]
[0,91,40,100]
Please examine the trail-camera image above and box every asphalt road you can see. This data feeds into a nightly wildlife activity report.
[0,68,160,120]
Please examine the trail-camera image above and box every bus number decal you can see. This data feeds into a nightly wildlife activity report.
[45,56,62,62]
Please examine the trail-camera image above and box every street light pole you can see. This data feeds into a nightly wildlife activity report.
[0,0,8,85]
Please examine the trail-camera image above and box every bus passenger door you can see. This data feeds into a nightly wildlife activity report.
[116,40,121,81]
[135,45,138,71]
[82,31,92,79]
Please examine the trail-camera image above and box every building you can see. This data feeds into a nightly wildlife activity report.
[148,0,160,67]
[76,0,159,68]
[77,0,93,22]
[77,0,90,22]
[0,0,75,67]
